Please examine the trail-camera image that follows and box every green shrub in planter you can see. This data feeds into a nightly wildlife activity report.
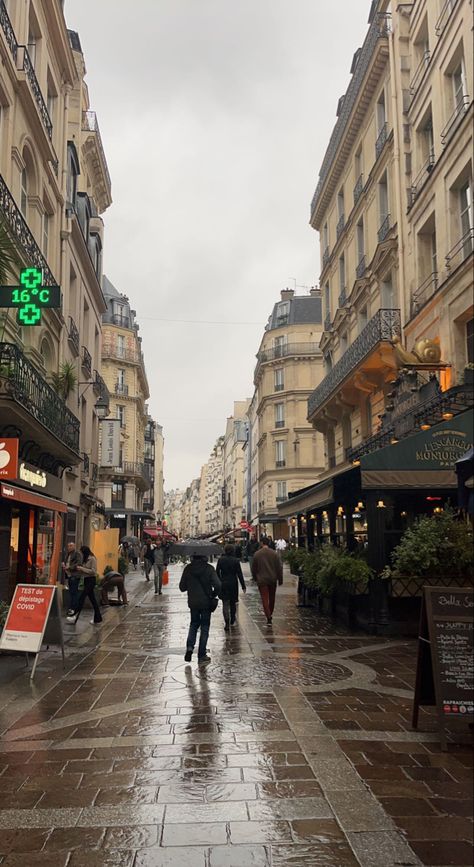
[317,546,372,594]
[285,547,309,575]
[384,508,473,582]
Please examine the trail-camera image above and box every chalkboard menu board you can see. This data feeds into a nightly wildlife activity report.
[413,586,473,749]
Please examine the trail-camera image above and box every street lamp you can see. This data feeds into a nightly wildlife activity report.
[94,394,109,420]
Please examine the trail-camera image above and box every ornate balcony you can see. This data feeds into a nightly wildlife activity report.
[375,122,388,159]
[353,174,364,205]
[81,346,92,379]
[115,383,129,396]
[409,153,435,208]
[102,343,140,363]
[441,96,470,147]
[67,316,80,356]
[435,0,459,36]
[0,342,80,459]
[0,0,17,63]
[377,214,391,243]
[100,460,151,491]
[310,13,390,222]
[446,229,474,273]
[411,272,438,317]
[0,174,56,286]
[409,50,431,99]
[308,309,401,420]
[81,111,112,213]
[16,46,52,140]
[254,342,320,381]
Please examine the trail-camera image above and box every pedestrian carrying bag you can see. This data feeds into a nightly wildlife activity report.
[162,569,169,586]
[195,571,218,611]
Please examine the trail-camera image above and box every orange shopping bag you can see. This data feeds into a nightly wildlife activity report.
[162,569,169,586]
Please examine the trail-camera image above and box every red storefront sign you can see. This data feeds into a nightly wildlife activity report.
[0,438,19,480]
[0,584,55,653]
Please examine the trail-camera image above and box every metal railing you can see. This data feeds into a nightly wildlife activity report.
[308,309,401,416]
[310,13,390,218]
[411,272,438,317]
[435,0,459,36]
[356,255,366,278]
[103,461,151,484]
[81,346,92,378]
[115,383,129,396]
[347,428,396,462]
[102,344,139,363]
[353,173,364,205]
[377,214,391,243]
[0,174,57,286]
[68,316,80,356]
[441,96,470,147]
[0,342,80,453]
[336,214,345,239]
[104,313,131,328]
[446,228,474,272]
[409,153,435,207]
[82,111,111,189]
[256,342,319,365]
[0,0,17,63]
[276,460,286,468]
[275,419,285,429]
[274,383,284,392]
[375,122,388,159]
[409,50,431,98]
[17,46,52,140]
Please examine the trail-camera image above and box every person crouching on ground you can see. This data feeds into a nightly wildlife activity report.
[216,544,246,631]
[179,555,222,663]
[66,545,102,625]
[251,537,283,625]
[100,569,128,606]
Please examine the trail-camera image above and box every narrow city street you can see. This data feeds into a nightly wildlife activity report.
[0,565,472,867]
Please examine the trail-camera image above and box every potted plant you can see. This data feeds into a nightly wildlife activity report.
[52,361,77,400]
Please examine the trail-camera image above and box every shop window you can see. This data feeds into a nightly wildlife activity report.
[36,509,55,582]
[112,482,125,507]
[467,318,474,364]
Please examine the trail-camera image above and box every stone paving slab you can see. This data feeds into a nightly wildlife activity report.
[0,564,471,866]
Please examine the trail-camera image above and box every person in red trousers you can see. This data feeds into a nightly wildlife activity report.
[251,537,283,625]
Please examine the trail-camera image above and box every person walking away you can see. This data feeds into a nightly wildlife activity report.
[275,537,287,560]
[131,541,140,568]
[179,555,222,663]
[142,541,154,581]
[152,539,167,595]
[62,542,82,616]
[100,569,128,606]
[266,535,276,550]
[247,535,259,576]
[216,544,246,630]
[251,537,283,625]
[66,546,102,625]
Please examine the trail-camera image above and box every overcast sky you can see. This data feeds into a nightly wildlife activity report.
[67,0,369,491]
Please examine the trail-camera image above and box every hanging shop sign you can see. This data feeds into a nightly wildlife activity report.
[101,418,120,467]
[0,267,60,326]
[0,438,19,480]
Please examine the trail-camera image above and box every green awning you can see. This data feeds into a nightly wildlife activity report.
[361,410,473,489]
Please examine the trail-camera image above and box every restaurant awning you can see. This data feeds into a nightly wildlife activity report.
[0,482,68,513]
[361,409,473,489]
[277,467,360,517]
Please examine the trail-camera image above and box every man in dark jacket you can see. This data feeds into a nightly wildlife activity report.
[179,556,222,663]
[251,537,283,624]
[216,544,246,630]
[62,543,82,616]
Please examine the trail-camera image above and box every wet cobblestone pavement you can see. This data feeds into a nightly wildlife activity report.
[0,565,472,866]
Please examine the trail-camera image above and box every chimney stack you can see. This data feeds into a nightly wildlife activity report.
[309,285,321,297]
[280,288,295,301]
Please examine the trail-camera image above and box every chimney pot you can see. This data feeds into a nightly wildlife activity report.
[280,288,295,301]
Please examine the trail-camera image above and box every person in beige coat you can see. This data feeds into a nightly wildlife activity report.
[250,537,283,624]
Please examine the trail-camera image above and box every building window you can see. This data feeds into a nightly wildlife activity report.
[117,368,125,387]
[42,213,50,257]
[273,335,286,358]
[324,352,332,373]
[27,29,37,68]
[358,306,368,334]
[274,368,284,392]
[276,301,290,326]
[66,142,79,209]
[355,145,363,179]
[378,172,389,223]
[116,405,125,427]
[452,59,467,111]
[275,440,286,468]
[357,219,365,262]
[117,335,125,358]
[20,168,28,218]
[112,482,124,506]
[339,254,345,297]
[337,188,344,219]
[277,481,287,502]
[376,88,386,132]
[275,403,285,429]
[324,282,331,319]
[460,181,473,238]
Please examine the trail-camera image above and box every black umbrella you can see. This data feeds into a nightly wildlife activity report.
[121,535,139,544]
[169,539,223,558]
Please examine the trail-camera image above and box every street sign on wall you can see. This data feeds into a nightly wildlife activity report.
[101,418,121,467]
[0,438,19,480]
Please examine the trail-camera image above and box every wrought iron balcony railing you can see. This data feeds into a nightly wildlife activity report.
[17,46,52,140]
[310,13,390,218]
[115,383,129,396]
[353,173,364,205]
[336,214,345,239]
[276,460,286,468]
[275,419,285,429]
[102,344,140,363]
[356,255,366,279]
[441,96,470,147]
[0,174,56,286]
[256,342,320,365]
[307,309,401,417]
[446,229,474,272]
[67,316,80,356]
[377,213,391,243]
[102,461,151,485]
[81,111,111,190]
[409,50,431,98]
[81,346,92,378]
[435,0,459,36]
[411,272,438,317]
[0,342,80,453]
[0,0,17,63]
[105,313,131,328]
[375,122,388,159]
[409,152,435,207]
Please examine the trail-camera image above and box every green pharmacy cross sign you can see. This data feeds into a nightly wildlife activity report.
[0,268,61,325]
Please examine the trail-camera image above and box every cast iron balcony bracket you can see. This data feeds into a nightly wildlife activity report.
[409,49,431,98]
[441,96,471,147]
[377,213,391,243]
[375,122,388,159]
[435,0,459,36]
[0,0,17,62]
[446,228,474,272]
[336,214,346,239]
[307,308,401,417]
[310,13,391,218]
[0,342,80,453]
[16,46,52,140]
[409,153,436,207]
[411,272,438,317]
[0,174,57,286]
[353,173,364,205]
[356,255,367,279]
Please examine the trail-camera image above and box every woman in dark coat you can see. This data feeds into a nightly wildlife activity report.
[216,544,246,630]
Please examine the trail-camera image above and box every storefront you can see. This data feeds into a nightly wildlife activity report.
[0,464,68,601]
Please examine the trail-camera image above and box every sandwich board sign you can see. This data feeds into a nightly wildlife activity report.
[0,584,65,679]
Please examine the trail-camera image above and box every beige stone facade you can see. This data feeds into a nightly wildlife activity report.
[254,290,325,537]
[223,400,250,531]
[164,488,184,537]
[204,436,224,535]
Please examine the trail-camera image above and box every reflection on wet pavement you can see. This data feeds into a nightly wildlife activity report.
[0,564,471,866]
